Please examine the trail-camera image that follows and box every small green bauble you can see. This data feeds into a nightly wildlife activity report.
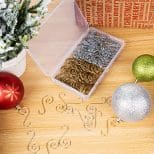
[132,54,154,82]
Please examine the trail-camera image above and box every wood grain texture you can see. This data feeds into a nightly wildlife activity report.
[0,0,154,154]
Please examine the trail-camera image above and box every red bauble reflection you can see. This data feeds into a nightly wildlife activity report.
[0,72,24,109]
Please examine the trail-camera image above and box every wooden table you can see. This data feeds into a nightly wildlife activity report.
[0,1,154,154]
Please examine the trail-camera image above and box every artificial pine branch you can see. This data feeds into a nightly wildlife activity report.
[0,0,50,62]
[28,0,43,13]
[16,0,31,30]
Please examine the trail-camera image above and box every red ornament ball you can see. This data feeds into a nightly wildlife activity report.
[0,72,24,109]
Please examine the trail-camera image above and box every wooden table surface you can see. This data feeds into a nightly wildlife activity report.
[0,1,154,154]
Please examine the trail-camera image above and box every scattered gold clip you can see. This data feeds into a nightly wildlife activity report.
[46,125,71,154]
[16,105,31,127]
[38,95,54,115]
[27,130,40,154]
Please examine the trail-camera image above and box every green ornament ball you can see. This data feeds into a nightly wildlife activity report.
[132,54,154,82]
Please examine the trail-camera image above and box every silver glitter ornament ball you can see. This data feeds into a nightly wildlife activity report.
[112,83,151,122]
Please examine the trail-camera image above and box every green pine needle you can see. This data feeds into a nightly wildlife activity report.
[0,0,49,62]
[28,0,43,13]
[16,0,31,29]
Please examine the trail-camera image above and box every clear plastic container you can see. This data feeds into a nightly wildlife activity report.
[28,0,125,99]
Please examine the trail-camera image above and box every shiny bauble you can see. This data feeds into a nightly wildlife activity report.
[112,83,151,122]
[0,72,24,109]
[132,54,154,82]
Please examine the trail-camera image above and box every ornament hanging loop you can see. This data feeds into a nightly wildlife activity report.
[16,105,22,111]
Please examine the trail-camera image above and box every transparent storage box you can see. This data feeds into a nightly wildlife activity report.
[28,0,125,99]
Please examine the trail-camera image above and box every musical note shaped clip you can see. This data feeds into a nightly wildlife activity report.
[27,130,40,154]
[16,106,31,127]
[46,125,71,154]
[38,95,54,115]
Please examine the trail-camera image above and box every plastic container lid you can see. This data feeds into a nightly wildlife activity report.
[28,0,89,76]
